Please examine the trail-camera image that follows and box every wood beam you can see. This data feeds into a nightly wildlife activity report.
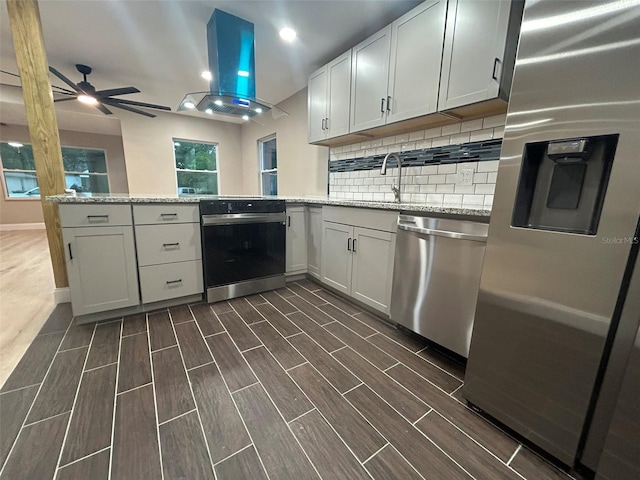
[6,0,68,288]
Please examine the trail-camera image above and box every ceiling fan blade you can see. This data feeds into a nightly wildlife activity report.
[103,100,156,118]
[54,96,78,103]
[52,85,77,94]
[110,98,171,111]
[49,66,82,93]
[96,87,140,97]
[95,103,113,115]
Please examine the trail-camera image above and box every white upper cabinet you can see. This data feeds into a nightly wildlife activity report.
[387,0,446,124]
[308,67,328,143]
[308,51,351,143]
[438,0,513,110]
[349,26,392,132]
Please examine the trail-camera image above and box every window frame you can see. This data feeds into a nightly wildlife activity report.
[173,138,220,196]
[259,134,277,196]
[1,142,110,201]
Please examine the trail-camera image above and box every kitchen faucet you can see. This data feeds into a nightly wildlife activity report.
[380,152,403,203]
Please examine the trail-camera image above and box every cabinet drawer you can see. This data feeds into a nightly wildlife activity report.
[133,204,199,225]
[60,204,132,227]
[139,260,203,304]
[135,224,201,266]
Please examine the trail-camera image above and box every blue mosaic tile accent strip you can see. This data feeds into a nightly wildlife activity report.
[329,139,503,173]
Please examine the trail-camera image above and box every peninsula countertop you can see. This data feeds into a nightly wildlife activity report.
[46,194,491,218]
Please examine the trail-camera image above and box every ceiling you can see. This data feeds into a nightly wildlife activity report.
[0,0,420,124]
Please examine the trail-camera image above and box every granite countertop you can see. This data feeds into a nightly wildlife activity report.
[46,193,491,217]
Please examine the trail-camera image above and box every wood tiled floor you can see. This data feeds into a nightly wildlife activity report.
[0,281,577,480]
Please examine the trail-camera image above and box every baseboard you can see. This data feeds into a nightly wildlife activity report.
[0,222,46,231]
[53,287,70,304]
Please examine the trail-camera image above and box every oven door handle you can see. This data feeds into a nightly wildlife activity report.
[202,212,287,226]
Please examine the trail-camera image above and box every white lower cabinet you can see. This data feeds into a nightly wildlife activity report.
[63,226,140,316]
[322,220,396,314]
[307,207,322,279]
[286,206,307,274]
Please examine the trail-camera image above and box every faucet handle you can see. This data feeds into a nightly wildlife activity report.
[391,184,401,202]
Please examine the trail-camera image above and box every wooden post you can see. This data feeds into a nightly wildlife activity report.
[6,0,68,288]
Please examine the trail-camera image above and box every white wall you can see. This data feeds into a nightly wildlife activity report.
[119,111,244,195]
[240,88,329,196]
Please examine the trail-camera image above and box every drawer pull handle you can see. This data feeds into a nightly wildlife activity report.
[166,279,182,285]
[161,213,178,219]
[353,238,357,253]
[68,243,73,260]
[162,242,180,248]
[87,214,109,220]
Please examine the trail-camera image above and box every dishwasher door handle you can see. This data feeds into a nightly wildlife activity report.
[398,223,487,242]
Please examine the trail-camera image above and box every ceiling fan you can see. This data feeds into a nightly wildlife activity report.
[49,64,171,118]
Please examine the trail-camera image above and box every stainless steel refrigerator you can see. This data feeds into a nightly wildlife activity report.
[463,0,640,477]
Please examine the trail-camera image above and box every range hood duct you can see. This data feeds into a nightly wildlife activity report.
[179,9,286,120]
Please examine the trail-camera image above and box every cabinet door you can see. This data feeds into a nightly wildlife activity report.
[387,0,446,124]
[438,0,511,110]
[351,227,396,314]
[326,51,352,139]
[349,26,392,133]
[308,66,328,143]
[63,226,139,316]
[286,207,307,274]
[307,207,322,279]
[321,222,353,295]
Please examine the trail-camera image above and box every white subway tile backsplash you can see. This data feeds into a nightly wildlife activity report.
[445,173,458,184]
[409,130,424,141]
[360,141,371,149]
[383,136,396,146]
[332,146,343,154]
[364,149,376,157]
[410,193,427,204]
[344,192,354,200]
[438,163,457,174]
[443,194,463,205]
[384,193,395,202]
[477,160,500,172]
[461,119,483,132]
[415,138,432,150]
[436,184,455,194]
[421,165,439,175]
[354,178,364,186]
[350,143,360,151]
[484,195,494,207]
[454,185,475,194]
[395,133,410,143]
[370,139,383,148]
[373,192,385,201]
[406,166,422,177]
[364,178,374,185]
[404,184,420,193]
[483,113,506,129]
[487,172,498,183]
[401,141,416,152]
[426,194,444,204]
[475,183,496,195]
[374,177,387,185]
[363,193,373,201]
[470,128,494,142]
[432,136,450,147]
[450,132,471,145]
[376,146,389,155]
[456,161,478,173]
[353,192,364,200]
[330,154,337,161]
[423,127,442,139]
[389,144,402,153]
[442,123,461,135]
[419,184,437,194]
[493,126,505,139]
[462,194,484,205]
[369,169,380,177]
[428,174,447,184]
[473,172,488,183]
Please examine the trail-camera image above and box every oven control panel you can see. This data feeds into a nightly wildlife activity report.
[200,199,286,215]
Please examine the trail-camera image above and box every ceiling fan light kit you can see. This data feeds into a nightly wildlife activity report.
[49,63,171,118]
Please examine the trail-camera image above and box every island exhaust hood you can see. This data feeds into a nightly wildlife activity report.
[178,9,287,120]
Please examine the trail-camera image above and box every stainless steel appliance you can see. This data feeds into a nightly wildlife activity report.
[390,215,489,357]
[200,199,286,303]
[463,0,640,476]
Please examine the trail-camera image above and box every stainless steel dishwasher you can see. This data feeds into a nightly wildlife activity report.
[390,214,489,358]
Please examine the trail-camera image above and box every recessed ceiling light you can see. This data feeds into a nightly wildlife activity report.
[183,101,196,109]
[255,107,263,114]
[205,108,213,115]
[201,70,212,81]
[78,94,98,105]
[214,99,223,106]
[242,115,249,121]
[8,141,23,148]
[237,70,250,77]
[279,27,297,42]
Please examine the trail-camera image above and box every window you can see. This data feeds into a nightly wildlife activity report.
[174,140,218,195]
[260,135,277,196]
[1,142,109,199]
